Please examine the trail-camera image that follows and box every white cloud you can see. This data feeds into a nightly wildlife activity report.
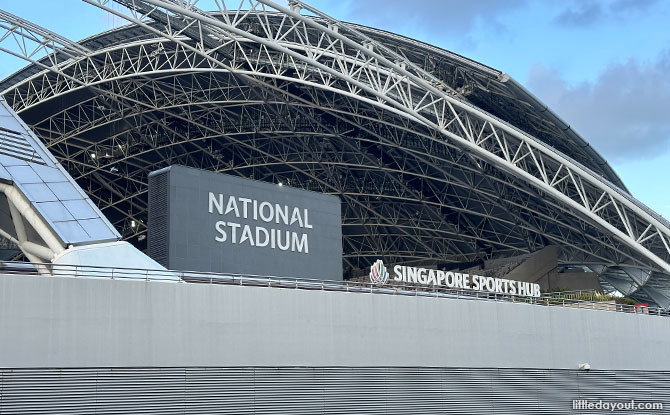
[305,0,526,39]
[526,51,670,161]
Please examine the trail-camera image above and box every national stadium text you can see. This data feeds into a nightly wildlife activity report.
[209,192,311,253]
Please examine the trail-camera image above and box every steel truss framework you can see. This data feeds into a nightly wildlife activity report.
[0,0,669,306]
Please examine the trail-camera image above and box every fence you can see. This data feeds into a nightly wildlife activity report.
[1,261,667,317]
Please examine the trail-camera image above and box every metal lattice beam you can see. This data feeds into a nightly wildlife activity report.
[0,0,668,305]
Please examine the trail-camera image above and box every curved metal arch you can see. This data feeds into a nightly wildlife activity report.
[80,100,620,254]
[0,9,90,71]
[2,40,223,112]
[0,60,624,262]
[88,0,669,276]
[48,87,639,272]
[67,124,616,276]
[32,68,626,261]
[0,0,667,306]
[0,28,653,270]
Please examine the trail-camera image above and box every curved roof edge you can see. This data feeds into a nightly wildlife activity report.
[0,11,627,192]
[503,77,627,193]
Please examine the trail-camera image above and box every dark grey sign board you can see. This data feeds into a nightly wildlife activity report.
[148,165,342,280]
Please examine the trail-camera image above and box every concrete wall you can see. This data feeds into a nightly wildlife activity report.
[1,273,669,370]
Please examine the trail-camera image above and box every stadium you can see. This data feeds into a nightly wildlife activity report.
[2,0,670,306]
[0,1,670,413]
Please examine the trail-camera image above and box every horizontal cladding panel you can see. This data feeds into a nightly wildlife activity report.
[2,273,670,371]
[0,367,669,414]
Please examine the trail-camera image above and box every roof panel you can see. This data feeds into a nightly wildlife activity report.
[0,97,120,245]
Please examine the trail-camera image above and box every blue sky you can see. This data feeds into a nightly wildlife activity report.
[1,0,669,218]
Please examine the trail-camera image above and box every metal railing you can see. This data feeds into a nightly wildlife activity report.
[1,261,667,317]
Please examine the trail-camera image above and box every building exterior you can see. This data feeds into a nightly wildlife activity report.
[1,1,670,305]
[1,271,669,414]
[0,1,669,413]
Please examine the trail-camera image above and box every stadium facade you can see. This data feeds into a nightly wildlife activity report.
[0,1,670,413]
[2,0,670,307]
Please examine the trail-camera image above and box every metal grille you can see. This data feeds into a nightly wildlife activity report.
[0,367,668,414]
[147,170,169,267]
[0,126,45,165]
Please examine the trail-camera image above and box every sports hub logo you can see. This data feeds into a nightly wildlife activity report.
[369,259,389,285]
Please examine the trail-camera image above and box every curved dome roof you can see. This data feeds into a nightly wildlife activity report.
[0,4,668,306]
[0,14,626,191]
